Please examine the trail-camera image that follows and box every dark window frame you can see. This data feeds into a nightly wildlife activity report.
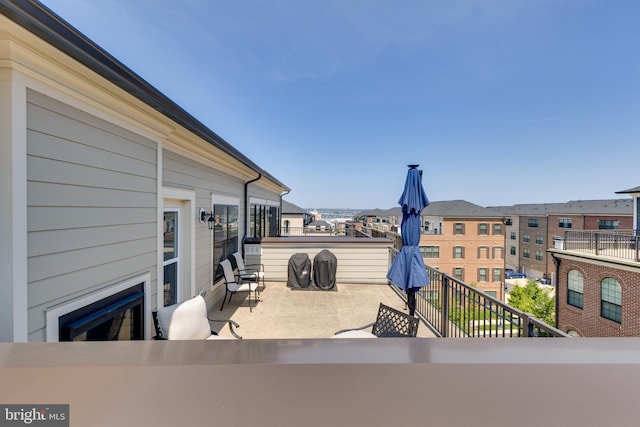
[601,278,622,323]
[559,218,573,229]
[567,270,584,309]
[453,246,465,259]
[454,223,465,235]
[213,204,239,282]
[420,246,440,258]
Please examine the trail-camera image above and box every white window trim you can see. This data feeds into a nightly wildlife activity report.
[162,187,196,306]
[46,273,151,342]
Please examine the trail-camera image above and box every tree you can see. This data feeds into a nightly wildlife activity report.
[507,280,555,326]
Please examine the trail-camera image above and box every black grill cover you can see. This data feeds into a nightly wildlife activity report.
[287,253,312,288]
[313,250,337,290]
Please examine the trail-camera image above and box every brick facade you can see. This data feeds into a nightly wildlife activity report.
[537,213,633,281]
[421,218,505,297]
[556,256,640,337]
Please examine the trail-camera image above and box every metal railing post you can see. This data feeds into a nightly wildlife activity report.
[522,313,531,337]
[442,277,450,337]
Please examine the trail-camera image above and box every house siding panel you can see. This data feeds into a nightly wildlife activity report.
[254,239,392,285]
[26,91,158,341]
[162,150,248,299]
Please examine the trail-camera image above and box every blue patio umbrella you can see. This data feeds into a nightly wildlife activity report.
[386,165,430,315]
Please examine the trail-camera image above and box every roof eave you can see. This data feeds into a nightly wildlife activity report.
[0,0,290,192]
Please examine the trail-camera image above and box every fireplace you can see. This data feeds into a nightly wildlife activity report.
[58,283,145,341]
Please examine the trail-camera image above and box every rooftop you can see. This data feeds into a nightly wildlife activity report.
[214,281,436,339]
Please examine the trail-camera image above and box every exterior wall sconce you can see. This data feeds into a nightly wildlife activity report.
[199,208,215,230]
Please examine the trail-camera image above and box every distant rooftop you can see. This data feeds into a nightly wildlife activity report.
[282,200,310,215]
[359,200,504,218]
[616,185,640,194]
[490,199,633,216]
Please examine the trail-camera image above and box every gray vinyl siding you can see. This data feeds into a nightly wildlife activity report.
[26,90,158,341]
[248,185,281,204]
[162,150,245,296]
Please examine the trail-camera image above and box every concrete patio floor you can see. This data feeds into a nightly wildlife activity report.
[211,281,436,339]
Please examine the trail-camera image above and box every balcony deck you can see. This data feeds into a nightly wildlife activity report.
[213,281,436,339]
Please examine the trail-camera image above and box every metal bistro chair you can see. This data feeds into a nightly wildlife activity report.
[219,258,258,312]
[333,303,419,338]
[152,295,242,340]
[232,251,265,294]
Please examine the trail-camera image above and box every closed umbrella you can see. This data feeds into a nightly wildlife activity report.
[386,164,430,315]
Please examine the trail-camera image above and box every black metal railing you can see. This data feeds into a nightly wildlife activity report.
[563,230,640,262]
[280,227,370,238]
[389,249,568,338]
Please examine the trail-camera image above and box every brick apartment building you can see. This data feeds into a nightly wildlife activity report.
[361,200,506,299]
[550,186,640,337]
[495,200,633,283]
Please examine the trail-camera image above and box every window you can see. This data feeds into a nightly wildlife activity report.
[493,246,503,259]
[598,220,619,230]
[250,202,280,238]
[163,210,179,306]
[601,278,622,323]
[493,223,503,235]
[478,246,489,259]
[559,218,572,229]
[485,290,497,298]
[478,223,488,235]
[213,203,239,281]
[58,283,144,341]
[492,268,502,282]
[454,223,465,235]
[420,246,440,258]
[453,268,464,281]
[523,234,530,243]
[528,219,539,227]
[535,250,543,261]
[504,218,513,226]
[536,235,544,245]
[510,246,516,255]
[453,246,465,258]
[478,268,488,282]
[523,248,530,258]
[567,270,584,309]
[510,231,516,240]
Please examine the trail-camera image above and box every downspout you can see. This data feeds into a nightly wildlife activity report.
[552,253,561,330]
[243,173,262,245]
[280,190,291,237]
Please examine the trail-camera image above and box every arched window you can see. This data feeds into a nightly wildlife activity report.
[567,270,584,309]
[601,278,622,323]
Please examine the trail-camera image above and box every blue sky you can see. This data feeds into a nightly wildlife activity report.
[40,0,640,209]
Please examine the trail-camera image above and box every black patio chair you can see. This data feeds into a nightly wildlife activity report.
[333,303,419,338]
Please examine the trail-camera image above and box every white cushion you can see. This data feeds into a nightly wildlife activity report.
[156,295,212,340]
[331,330,377,338]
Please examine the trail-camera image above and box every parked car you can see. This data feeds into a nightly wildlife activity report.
[505,271,526,279]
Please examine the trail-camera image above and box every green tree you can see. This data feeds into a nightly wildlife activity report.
[507,280,555,326]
